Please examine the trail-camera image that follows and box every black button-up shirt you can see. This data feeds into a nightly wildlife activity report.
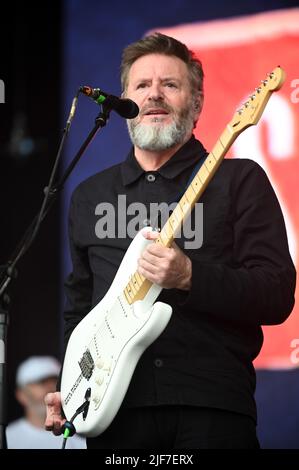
[64,135,296,422]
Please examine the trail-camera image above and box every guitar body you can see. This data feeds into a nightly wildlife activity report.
[61,228,172,437]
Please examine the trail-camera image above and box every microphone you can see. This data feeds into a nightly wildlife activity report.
[79,86,139,119]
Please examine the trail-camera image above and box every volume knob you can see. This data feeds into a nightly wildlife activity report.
[96,357,105,369]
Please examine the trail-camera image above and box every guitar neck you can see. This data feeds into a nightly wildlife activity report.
[157,126,237,248]
[124,125,237,304]
[122,66,285,304]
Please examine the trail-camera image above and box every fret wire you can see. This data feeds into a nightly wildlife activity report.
[129,278,137,295]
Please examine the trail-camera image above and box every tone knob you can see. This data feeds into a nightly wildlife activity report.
[95,375,104,386]
[92,394,102,409]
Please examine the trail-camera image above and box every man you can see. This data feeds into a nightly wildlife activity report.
[6,356,86,448]
[45,33,296,449]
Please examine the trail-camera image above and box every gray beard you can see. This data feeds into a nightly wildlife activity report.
[127,105,195,151]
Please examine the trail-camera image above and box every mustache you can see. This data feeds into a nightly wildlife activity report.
[141,102,173,116]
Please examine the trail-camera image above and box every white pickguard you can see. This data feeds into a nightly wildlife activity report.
[60,228,172,437]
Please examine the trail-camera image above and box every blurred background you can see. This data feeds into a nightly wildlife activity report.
[0,0,298,449]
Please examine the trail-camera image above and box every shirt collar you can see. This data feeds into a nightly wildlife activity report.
[121,135,208,186]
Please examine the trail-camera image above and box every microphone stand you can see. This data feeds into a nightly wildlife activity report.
[0,98,111,449]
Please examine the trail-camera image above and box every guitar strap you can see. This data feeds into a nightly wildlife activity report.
[174,152,208,203]
[153,152,208,232]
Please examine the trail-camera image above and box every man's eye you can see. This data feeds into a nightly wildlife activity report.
[136,83,147,89]
[165,83,177,88]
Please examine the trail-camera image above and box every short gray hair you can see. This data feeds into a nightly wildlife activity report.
[121,32,204,102]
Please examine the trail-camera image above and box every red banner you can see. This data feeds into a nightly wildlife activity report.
[158,8,299,368]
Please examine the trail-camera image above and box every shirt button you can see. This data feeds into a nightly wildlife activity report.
[154,358,163,368]
[146,173,156,182]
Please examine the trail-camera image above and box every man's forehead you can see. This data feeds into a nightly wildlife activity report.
[128,53,189,80]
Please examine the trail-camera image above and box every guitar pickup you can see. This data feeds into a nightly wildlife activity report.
[79,349,95,380]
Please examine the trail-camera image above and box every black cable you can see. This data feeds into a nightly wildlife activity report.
[61,420,77,449]
[61,399,89,449]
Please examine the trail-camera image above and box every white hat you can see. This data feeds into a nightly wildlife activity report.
[16,356,61,388]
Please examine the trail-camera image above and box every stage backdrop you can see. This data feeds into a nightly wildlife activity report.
[157,8,299,369]
[63,0,299,447]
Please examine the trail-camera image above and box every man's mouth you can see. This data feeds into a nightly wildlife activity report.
[143,108,169,116]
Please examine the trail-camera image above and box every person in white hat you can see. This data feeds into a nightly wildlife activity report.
[6,356,86,449]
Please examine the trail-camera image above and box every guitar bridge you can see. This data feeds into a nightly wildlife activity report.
[79,349,95,380]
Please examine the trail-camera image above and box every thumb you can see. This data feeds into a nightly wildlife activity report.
[142,228,159,240]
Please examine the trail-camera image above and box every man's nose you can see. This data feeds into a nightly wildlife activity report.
[148,83,164,101]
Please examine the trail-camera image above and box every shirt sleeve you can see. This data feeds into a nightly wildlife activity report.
[63,189,93,349]
[180,160,296,327]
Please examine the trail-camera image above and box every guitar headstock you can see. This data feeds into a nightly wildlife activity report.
[229,66,285,134]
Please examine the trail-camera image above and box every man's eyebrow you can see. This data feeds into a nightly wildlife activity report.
[134,78,151,82]
[161,77,181,82]
[133,76,182,83]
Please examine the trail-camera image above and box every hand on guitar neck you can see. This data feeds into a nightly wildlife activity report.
[138,230,192,291]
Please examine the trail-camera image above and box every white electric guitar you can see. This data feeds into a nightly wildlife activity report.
[61,67,285,436]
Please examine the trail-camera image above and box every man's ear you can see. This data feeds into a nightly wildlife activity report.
[193,95,204,128]
[193,94,203,115]
[194,94,203,113]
